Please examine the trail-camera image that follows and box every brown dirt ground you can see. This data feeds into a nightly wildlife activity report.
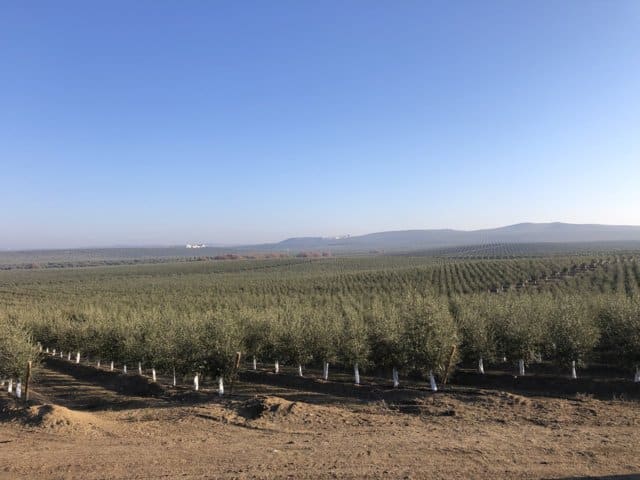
[1,363,639,480]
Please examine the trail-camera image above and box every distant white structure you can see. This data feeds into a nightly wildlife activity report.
[186,243,207,249]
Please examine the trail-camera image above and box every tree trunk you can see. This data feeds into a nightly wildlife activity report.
[274,360,279,374]
[218,376,224,396]
[252,356,257,371]
[194,374,199,391]
[392,367,399,388]
[571,360,577,380]
[298,365,303,377]
[518,359,525,376]
[323,362,329,380]
[478,357,485,375]
[152,368,157,382]
[354,363,360,385]
[24,361,32,402]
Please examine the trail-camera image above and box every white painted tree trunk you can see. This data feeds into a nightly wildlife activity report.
[45,347,49,354]
[252,356,257,371]
[429,371,438,392]
[274,360,279,374]
[110,361,114,372]
[218,376,224,396]
[76,352,81,364]
[67,352,71,361]
[478,357,485,375]
[354,363,360,385]
[97,359,101,368]
[634,366,640,383]
[152,368,157,382]
[8,379,13,394]
[173,367,177,387]
[138,362,142,375]
[194,374,199,391]
[39,344,42,352]
[59,351,63,358]
[392,367,399,388]
[571,361,577,379]
[123,364,127,374]
[298,364,303,377]
[323,362,329,380]
[16,380,22,399]
[52,348,55,355]
[518,359,525,376]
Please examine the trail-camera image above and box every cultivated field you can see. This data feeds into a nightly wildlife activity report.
[2,252,640,479]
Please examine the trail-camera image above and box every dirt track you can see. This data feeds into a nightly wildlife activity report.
[1,362,640,480]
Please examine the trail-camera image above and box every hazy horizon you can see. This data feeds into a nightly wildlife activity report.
[3,220,640,252]
[2,1,640,249]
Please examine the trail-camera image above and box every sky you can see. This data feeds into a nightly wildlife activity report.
[1,1,640,249]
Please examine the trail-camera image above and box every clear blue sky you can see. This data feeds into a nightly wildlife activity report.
[2,1,639,249]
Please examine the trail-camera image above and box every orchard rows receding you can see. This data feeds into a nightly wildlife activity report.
[2,254,640,399]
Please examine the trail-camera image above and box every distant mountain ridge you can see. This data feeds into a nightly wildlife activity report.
[272,222,640,251]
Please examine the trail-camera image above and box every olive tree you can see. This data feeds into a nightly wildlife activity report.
[454,294,501,374]
[546,297,599,378]
[0,319,40,394]
[495,295,548,376]
[337,304,370,385]
[400,295,459,391]
[597,296,640,381]
[367,299,404,387]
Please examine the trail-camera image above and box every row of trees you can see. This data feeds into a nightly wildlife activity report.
[4,292,639,390]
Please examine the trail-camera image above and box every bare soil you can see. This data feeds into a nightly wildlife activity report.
[1,362,639,480]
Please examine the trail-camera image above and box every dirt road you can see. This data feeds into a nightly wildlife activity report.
[1,362,639,479]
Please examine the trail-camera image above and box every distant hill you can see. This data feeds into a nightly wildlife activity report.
[3,222,640,269]
[273,222,640,252]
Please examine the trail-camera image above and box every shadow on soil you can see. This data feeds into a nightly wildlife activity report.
[27,356,640,417]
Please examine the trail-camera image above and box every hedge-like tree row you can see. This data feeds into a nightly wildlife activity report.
[2,255,640,391]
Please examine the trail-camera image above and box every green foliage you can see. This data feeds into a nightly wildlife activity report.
[545,298,599,367]
[596,295,640,369]
[0,316,40,379]
[453,294,500,363]
[494,295,549,363]
[400,295,459,377]
[1,252,640,382]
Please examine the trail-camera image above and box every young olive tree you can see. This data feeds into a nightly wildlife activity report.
[367,300,404,387]
[597,296,640,381]
[276,308,314,377]
[400,295,459,391]
[198,313,244,394]
[0,319,40,391]
[546,297,599,378]
[241,310,276,371]
[453,294,501,374]
[337,304,370,385]
[496,295,548,376]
